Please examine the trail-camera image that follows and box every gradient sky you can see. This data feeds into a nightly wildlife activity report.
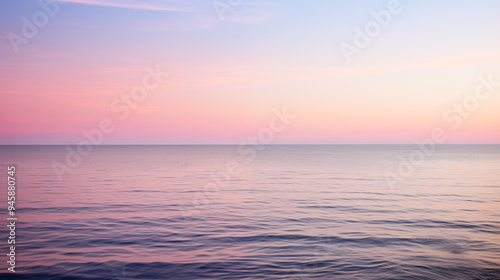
[1,0,499,144]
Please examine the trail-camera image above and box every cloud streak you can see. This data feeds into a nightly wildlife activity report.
[60,0,196,12]
[60,0,275,28]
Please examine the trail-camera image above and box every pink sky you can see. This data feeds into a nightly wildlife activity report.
[1,0,499,144]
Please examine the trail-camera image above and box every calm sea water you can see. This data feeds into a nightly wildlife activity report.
[0,145,499,279]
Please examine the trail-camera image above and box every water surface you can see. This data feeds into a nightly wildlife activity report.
[0,145,499,279]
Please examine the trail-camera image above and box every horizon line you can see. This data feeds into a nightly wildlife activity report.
[1,143,499,146]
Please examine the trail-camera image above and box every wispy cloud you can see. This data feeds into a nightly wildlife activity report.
[59,0,276,30]
[62,0,277,25]
[60,0,198,12]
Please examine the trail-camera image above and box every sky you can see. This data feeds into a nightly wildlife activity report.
[0,0,499,144]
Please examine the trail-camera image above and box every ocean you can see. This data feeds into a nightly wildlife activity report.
[0,145,499,279]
